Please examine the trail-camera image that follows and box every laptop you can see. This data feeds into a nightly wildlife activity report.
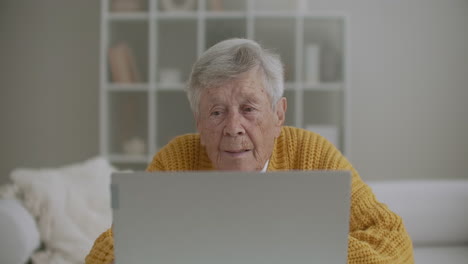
[111,171,351,264]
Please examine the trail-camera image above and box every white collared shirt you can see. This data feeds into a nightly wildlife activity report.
[261,160,269,173]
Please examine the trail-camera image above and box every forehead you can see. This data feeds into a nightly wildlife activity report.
[202,71,268,102]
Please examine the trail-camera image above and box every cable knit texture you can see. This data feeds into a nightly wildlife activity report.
[85,126,414,264]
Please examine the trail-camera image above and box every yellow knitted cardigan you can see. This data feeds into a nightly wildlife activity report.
[85,126,414,264]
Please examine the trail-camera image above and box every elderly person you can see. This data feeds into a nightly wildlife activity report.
[86,38,413,264]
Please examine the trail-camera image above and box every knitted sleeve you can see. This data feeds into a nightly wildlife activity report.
[318,139,414,263]
[346,167,414,263]
[84,228,114,264]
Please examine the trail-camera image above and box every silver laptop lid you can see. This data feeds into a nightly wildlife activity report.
[111,171,351,264]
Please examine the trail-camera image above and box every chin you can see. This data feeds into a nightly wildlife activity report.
[217,163,258,171]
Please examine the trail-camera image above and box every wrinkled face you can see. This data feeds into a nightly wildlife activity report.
[196,69,286,171]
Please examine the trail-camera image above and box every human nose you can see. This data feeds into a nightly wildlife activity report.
[223,111,245,136]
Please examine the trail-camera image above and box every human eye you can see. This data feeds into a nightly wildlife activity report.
[242,106,256,113]
[210,108,223,117]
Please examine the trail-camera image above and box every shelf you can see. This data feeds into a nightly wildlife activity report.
[108,20,149,83]
[157,83,186,91]
[153,82,342,92]
[254,17,296,82]
[100,0,348,160]
[108,92,148,155]
[204,0,246,12]
[253,0,298,12]
[252,11,300,18]
[204,12,246,19]
[103,82,341,92]
[303,17,344,83]
[104,11,345,21]
[284,82,296,90]
[283,90,296,127]
[107,0,149,14]
[303,90,343,127]
[206,17,246,48]
[108,12,149,21]
[155,92,195,149]
[105,11,345,21]
[155,12,198,19]
[303,82,343,91]
[107,83,149,91]
[157,19,197,83]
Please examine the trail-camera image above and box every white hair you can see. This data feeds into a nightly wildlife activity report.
[186,38,284,116]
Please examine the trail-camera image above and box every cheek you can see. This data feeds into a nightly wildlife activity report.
[252,114,279,139]
[244,117,267,144]
[200,124,222,147]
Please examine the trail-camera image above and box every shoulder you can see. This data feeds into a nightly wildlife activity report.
[279,126,329,151]
[277,126,345,170]
[280,126,319,140]
[165,133,201,149]
[146,133,203,171]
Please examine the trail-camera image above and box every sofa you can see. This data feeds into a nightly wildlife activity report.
[368,180,468,263]
[0,157,114,264]
[0,158,467,263]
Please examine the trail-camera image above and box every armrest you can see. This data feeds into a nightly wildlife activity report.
[0,199,40,264]
[368,180,468,247]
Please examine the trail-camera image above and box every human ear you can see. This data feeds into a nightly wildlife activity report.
[275,97,287,126]
[273,97,287,137]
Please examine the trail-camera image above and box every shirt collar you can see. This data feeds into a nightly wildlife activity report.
[261,160,269,173]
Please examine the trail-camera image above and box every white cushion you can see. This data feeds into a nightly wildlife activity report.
[368,180,468,246]
[9,156,115,264]
[414,246,468,264]
[0,199,40,264]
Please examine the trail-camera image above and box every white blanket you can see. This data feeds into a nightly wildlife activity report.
[7,156,114,264]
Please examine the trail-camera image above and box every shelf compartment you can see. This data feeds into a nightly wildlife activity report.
[108,0,149,13]
[100,0,349,161]
[108,92,149,156]
[302,82,343,91]
[302,90,343,150]
[283,90,296,127]
[155,91,196,149]
[156,19,197,84]
[157,0,198,12]
[155,12,198,19]
[108,20,149,83]
[303,17,344,83]
[107,83,150,91]
[204,12,246,19]
[205,0,246,12]
[108,12,149,20]
[284,82,296,90]
[252,11,299,18]
[157,82,186,91]
[253,0,298,12]
[205,18,247,50]
[254,17,296,82]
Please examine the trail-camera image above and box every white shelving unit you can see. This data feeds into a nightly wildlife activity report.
[100,0,348,170]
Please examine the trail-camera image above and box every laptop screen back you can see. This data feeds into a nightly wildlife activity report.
[111,171,351,264]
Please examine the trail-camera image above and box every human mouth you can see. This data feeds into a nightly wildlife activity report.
[223,149,251,157]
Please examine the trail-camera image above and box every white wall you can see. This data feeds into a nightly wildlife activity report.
[0,0,466,185]
[306,0,468,180]
[0,0,100,185]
